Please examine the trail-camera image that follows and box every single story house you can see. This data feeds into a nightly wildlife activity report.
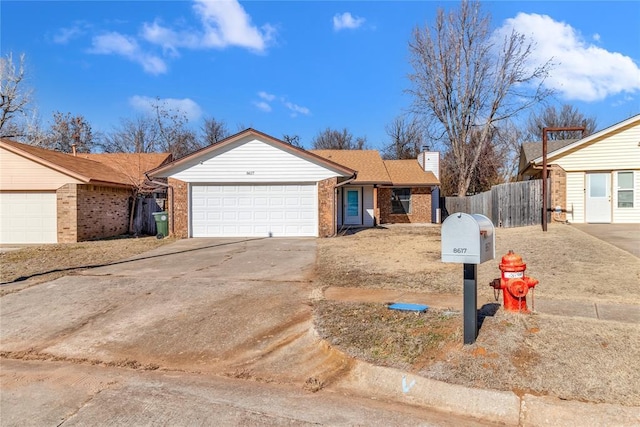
[147,128,440,238]
[0,138,171,244]
[518,114,640,224]
[311,150,439,229]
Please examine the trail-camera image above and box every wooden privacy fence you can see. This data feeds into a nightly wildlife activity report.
[442,179,549,228]
[132,197,166,236]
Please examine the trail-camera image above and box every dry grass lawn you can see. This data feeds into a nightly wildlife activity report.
[314,224,640,406]
[0,236,174,295]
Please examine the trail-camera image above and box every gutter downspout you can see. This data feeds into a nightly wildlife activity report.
[145,173,174,236]
[331,173,357,237]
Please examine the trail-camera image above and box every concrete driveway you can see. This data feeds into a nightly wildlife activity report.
[571,223,640,257]
[0,238,348,385]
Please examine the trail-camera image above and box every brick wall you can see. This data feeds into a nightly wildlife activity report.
[56,184,130,242]
[57,184,79,243]
[379,187,432,224]
[318,177,337,237]
[549,165,567,222]
[168,178,189,238]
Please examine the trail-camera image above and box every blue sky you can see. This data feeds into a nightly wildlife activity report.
[2,1,639,150]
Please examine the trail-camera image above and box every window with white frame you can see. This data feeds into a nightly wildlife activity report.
[391,188,412,214]
[617,171,634,208]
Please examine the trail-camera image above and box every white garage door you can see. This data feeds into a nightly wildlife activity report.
[0,192,57,244]
[191,184,317,237]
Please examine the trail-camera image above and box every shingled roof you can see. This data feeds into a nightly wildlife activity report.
[1,139,170,187]
[520,139,578,167]
[78,152,172,186]
[310,150,392,184]
[383,159,439,186]
[312,150,440,186]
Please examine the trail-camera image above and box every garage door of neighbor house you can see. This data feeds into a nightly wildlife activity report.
[191,184,317,237]
[0,192,57,244]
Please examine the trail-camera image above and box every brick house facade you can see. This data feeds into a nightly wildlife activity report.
[168,178,189,239]
[379,187,432,224]
[57,184,131,243]
[318,177,338,237]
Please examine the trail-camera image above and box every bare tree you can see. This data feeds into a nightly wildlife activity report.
[382,115,424,159]
[493,120,525,182]
[102,99,202,158]
[440,128,502,195]
[0,52,33,138]
[101,116,160,153]
[201,116,229,145]
[282,134,303,148]
[525,104,597,141]
[407,0,552,196]
[40,112,95,153]
[311,127,367,150]
[151,99,200,159]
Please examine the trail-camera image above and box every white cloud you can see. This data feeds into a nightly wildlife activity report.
[258,91,276,101]
[283,101,310,117]
[253,101,272,112]
[53,24,86,44]
[333,12,365,31]
[142,0,275,54]
[129,95,202,121]
[141,20,200,56]
[194,0,275,52]
[592,33,601,42]
[252,92,311,117]
[90,32,167,75]
[495,13,640,102]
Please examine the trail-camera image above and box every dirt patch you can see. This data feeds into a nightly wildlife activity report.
[0,236,174,294]
[314,224,640,406]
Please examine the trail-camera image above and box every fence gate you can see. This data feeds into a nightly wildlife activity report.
[133,197,166,236]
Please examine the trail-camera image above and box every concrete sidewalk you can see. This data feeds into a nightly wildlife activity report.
[324,286,640,324]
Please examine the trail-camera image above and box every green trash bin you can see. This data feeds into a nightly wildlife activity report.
[152,211,169,239]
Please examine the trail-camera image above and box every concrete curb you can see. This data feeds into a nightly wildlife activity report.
[332,358,640,426]
[334,360,521,425]
[520,394,640,427]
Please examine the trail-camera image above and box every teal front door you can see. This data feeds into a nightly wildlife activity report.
[344,188,362,225]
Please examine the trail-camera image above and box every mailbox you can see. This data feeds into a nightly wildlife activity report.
[441,213,495,264]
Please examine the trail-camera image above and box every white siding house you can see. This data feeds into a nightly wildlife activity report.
[148,129,355,238]
[523,115,640,224]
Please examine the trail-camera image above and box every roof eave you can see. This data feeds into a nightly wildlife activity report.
[350,180,393,186]
[381,182,439,187]
[531,114,640,165]
[88,179,134,189]
[0,141,91,183]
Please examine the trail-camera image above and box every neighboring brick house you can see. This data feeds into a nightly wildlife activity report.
[0,139,170,244]
[147,128,440,239]
[518,114,639,224]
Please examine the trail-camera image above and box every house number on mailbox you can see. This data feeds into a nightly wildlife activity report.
[453,248,468,254]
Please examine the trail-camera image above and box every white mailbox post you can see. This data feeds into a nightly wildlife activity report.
[441,213,495,344]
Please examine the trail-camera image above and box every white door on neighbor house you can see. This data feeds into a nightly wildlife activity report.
[585,173,612,223]
[344,188,362,225]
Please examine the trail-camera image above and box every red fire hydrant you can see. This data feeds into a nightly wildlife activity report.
[490,250,538,313]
